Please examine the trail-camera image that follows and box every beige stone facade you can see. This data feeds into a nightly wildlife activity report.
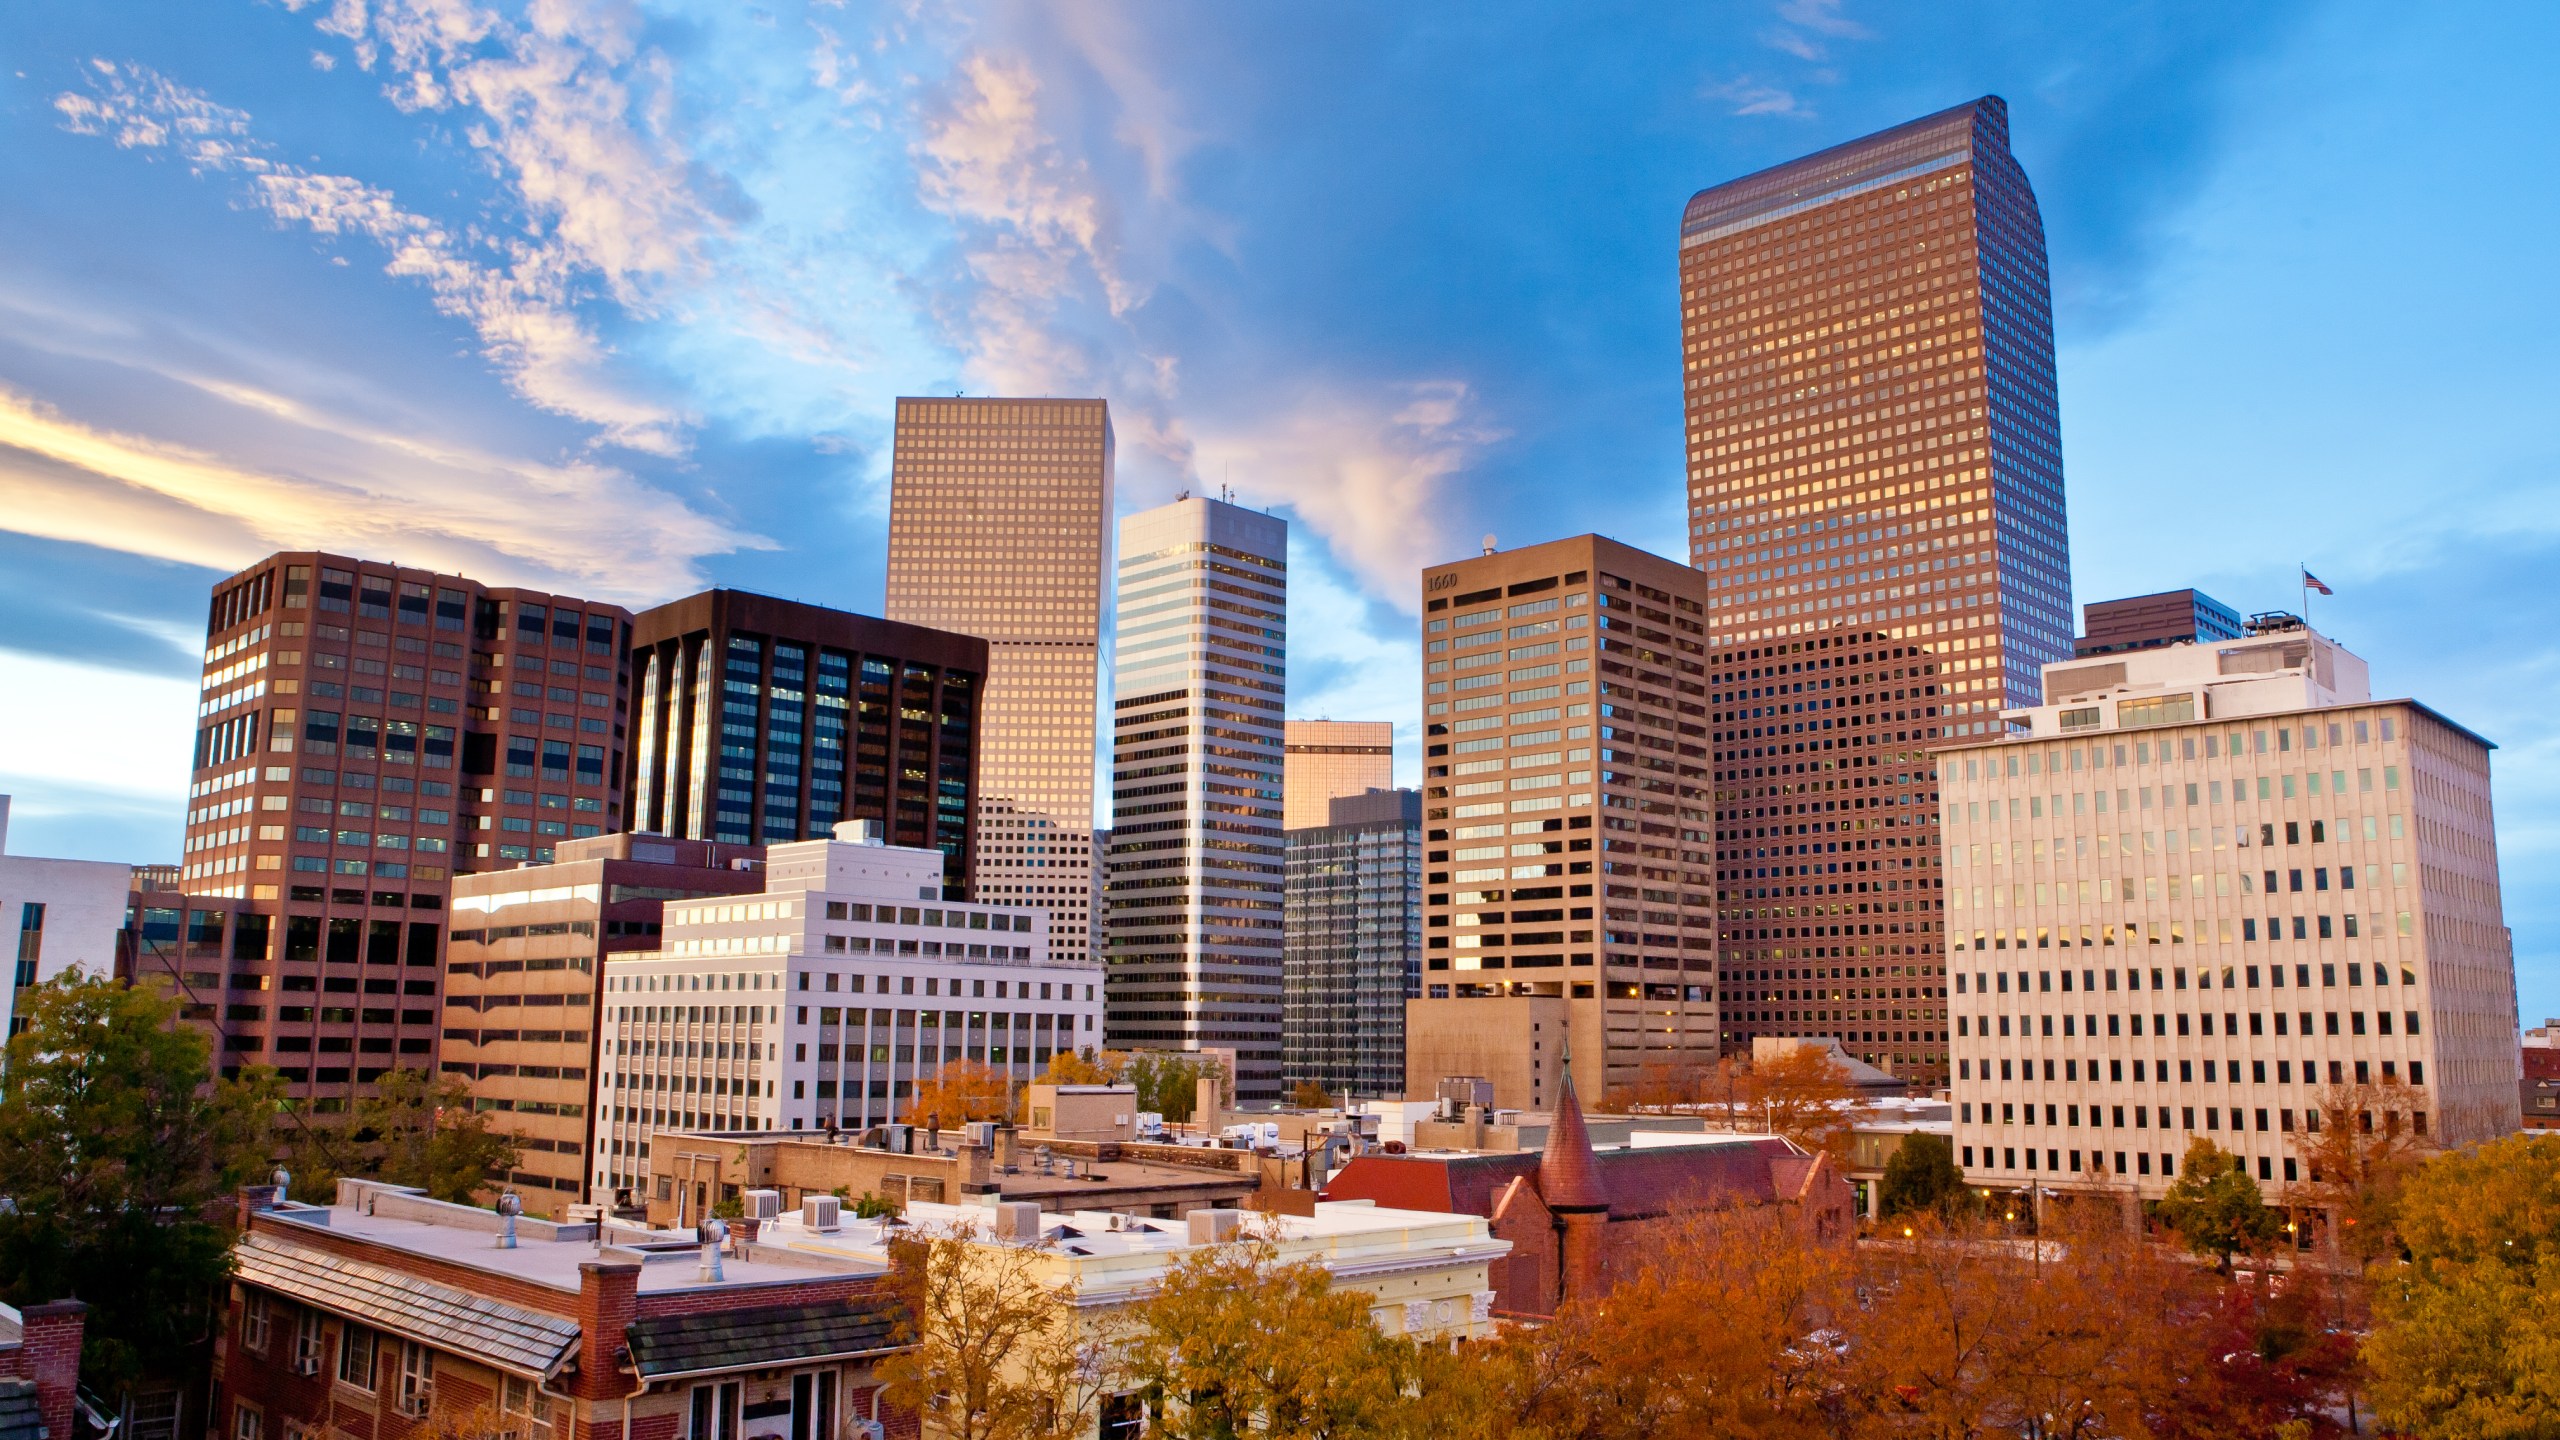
[1283,720,1395,830]
[887,397,1113,966]
[1946,620,2520,1200]
[1415,535,1718,1108]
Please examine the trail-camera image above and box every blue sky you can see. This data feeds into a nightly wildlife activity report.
[1,1,2555,1012]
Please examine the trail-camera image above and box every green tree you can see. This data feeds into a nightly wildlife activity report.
[361,1070,520,1201]
[0,971,278,1395]
[1878,1132,1971,1219]
[1123,1052,1224,1125]
[275,1068,519,1204]
[2158,1137,2283,1273]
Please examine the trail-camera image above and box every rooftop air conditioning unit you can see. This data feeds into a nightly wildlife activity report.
[743,1189,781,1221]
[802,1194,842,1232]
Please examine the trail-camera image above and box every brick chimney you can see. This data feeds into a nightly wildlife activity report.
[570,1262,642,1404]
[19,1300,86,1440]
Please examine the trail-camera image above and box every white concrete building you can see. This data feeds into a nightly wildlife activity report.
[1944,617,2519,1200]
[592,822,1103,1199]
[1104,496,1289,1103]
[0,796,138,1038]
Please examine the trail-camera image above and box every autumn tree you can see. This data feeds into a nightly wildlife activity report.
[1040,1049,1127,1086]
[1733,1043,1866,1160]
[2364,1135,2560,1439]
[1878,1132,1972,1219]
[1116,1236,1433,1439]
[911,1059,1020,1132]
[1602,1059,1711,1113]
[2288,1077,2435,1268]
[1483,1203,1851,1440]
[2158,1137,2282,1273]
[0,971,279,1397]
[878,1230,1113,1440]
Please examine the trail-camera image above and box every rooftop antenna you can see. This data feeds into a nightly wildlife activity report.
[1481,534,1498,557]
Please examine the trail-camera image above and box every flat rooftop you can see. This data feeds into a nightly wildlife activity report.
[259,1181,887,1297]
[758,1197,1496,1264]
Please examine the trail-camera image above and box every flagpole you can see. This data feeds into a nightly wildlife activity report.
[2300,564,2310,626]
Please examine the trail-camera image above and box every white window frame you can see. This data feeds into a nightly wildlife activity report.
[239,1294,271,1354]
[336,1324,377,1391]
[395,1342,435,1416]
[291,1310,325,1376]
[232,1403,261,1440]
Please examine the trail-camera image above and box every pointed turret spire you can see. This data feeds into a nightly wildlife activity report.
[1538,1036,1609,1212]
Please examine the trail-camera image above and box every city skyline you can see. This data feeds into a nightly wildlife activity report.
[2,3,2556,1018]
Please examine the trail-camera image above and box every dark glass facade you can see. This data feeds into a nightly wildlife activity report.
[626,590,986,897]
[1681,97,2075,1085]
[1283,787,1422,1099]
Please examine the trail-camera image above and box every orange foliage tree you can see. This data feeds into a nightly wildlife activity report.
[908,1058,1018,1133]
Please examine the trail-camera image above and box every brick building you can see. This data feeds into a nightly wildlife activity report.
[150,551,632,1107]
[1322,1068,1851,1317]
[218,1179,913,1440]
[0,1299,86,1440]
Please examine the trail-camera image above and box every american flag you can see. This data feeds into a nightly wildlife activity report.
[2302,568,2333,596]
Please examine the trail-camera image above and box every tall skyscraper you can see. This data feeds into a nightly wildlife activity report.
[625,590,986,897]
[1284,787,1422,1100]
[1283,720,1396,830]
[1681,96,2074,1084]
[1408,536,1719,1110]
[165,551,629,1106]
[1945,617,2519,1199]
[1104,496,1288,1103]
[887,397,1114,965]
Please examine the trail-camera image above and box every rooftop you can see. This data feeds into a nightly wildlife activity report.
[256,1180,888,1298]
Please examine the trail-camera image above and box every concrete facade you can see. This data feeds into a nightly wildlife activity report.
[1946,620,2520,1199]
[592,824,1102,1200]
[0,796,135,1038]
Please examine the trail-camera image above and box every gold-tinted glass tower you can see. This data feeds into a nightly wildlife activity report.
[1282,720,1395,830]
[1680,97,2073,1085]
[887,397,1113,964]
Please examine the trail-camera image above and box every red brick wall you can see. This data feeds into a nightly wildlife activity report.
[5,1301,86,1440]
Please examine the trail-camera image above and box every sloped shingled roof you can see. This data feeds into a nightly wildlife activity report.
[1329,1136,1809,1225]
[0,1379,39,1440]
[234,1232,580,1378]
[625,1300,903,1381]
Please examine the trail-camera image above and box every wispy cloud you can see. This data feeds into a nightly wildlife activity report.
[0,380,765,604]
[54,57,687,453]
[1708,77,1815,117]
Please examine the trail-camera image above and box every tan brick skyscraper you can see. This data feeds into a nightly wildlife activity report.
[1680,97,2074,1085]
[887,397,1113,965]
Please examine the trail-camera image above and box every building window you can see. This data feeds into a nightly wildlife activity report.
[240,1293,270,1353]
[397,1342,436,1416]
[688,1380,741,1440]
[292,1309,325,1374]
[232,1405,260,1440]
[338,1323,378,1390]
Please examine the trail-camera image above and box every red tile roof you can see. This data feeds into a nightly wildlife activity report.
[1328,1135,1810,1225]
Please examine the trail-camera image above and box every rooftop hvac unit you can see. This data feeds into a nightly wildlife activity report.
[743,1189,781,1221]
[802,1194,842,1233]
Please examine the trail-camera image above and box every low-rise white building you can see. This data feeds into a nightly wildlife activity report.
[0,796,138,1039]
[593,822,1104,1200]
[1944,616,2518,1201]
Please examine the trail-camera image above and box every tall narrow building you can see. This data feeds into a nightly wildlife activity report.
[887,397,1114,965]
[1681,96,2074,1084]
[624,591,986,898]
[1284,787,1422,1100]
[1408,536,1719,1110]
[1283,720,1397,830]
[1104,496,1288,1103]
[160,552,630,1107]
